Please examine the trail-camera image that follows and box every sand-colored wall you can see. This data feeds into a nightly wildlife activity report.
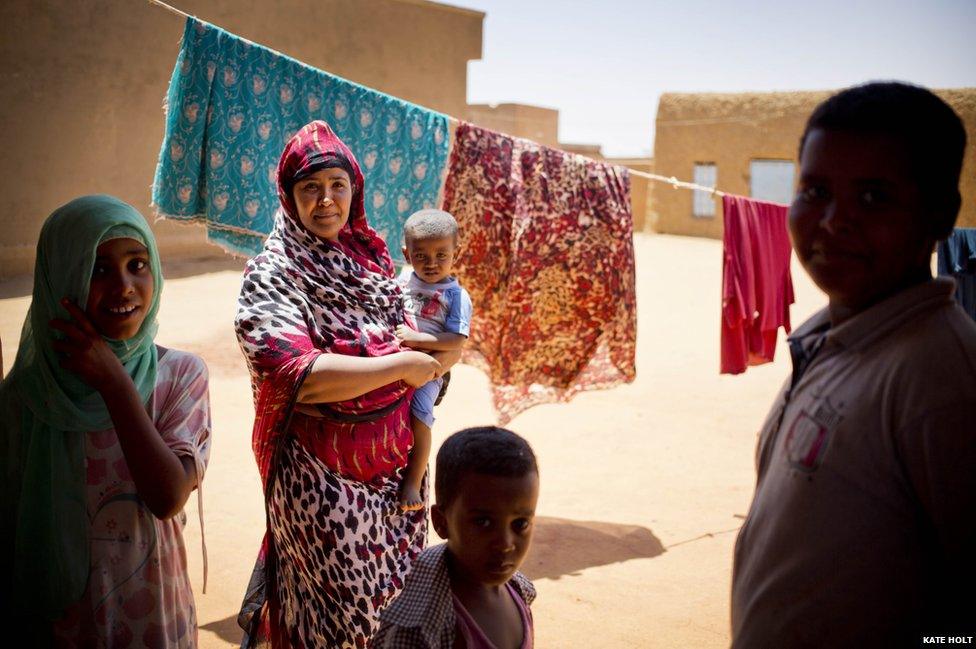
[466,103,561,147]
[652,88,976,239]
[0,0,483,278]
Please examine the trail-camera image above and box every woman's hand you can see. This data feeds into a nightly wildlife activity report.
[299,350,442,403]
[49,298,127,392]
[398,350,441,387]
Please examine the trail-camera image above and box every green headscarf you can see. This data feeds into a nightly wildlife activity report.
[0,195,163,620]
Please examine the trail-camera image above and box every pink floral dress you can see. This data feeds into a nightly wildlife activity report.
[53,349,211,649]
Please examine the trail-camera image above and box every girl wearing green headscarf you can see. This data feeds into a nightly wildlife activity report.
[1,195,211,647]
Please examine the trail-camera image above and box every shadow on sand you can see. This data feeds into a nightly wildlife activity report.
[522,516,665,581]
[199,516,664,643]
[201,614,243,645]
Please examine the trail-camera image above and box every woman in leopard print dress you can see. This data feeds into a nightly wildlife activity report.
[235,121,455,648]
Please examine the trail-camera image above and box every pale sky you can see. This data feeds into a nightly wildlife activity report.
[448,0,976,157]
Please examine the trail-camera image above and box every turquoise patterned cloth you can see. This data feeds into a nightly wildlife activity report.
[153,19,451,262]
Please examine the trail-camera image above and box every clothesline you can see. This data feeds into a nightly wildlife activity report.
[148,0,192,20]
[628,169,726,197]
[147,0,294,63]
[146,0,729,201]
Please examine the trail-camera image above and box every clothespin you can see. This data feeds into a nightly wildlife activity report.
[669,176,679,190]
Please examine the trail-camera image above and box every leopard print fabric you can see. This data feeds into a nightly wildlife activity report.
[269,437,426,648]
[235,208,406,402]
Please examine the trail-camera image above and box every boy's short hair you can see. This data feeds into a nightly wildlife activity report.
[799,81,966,238]
[435,426,538,509]
[403,209,459,245]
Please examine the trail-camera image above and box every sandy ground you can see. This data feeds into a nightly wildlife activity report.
[0,232,826,648]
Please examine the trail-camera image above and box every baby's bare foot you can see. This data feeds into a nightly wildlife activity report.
[399,484,424,512]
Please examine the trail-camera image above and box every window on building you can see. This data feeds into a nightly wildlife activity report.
[750,159,796,205]
[692,163,717,218]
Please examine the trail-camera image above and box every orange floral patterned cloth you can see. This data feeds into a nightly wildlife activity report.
[442,122,637,423]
